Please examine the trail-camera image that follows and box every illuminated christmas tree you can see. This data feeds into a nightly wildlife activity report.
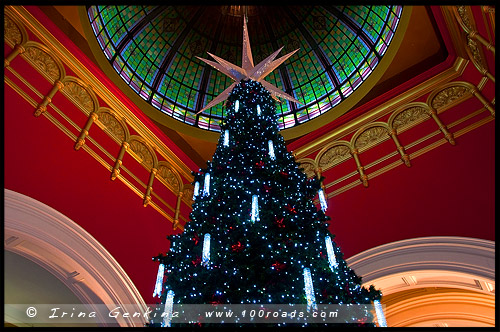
[150,15,383,328]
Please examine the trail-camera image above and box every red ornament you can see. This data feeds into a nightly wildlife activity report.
[272,261,286,272]
[274,217,285,228]
[263,184,272,193]
[255,161,265,169]
[192,256,202,266]
[280,171,289,178]
[286,204,297,214]
[231,241,244,252]
[319,251,326,259]
[192,233,200,245]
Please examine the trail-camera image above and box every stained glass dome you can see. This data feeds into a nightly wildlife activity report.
[87,6,403,133]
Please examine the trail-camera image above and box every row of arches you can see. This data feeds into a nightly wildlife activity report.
[297,80,491,187]
[5,10,194,229]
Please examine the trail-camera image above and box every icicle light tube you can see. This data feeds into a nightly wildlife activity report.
[303,268,318,312]
[202,233,211,266]
[257,105,261,115]
[268,140,275,160]
[153,263,164,297]
[251,195,260,222]
[203,173,210,196]
[374,300,387,327]
[162,290,175,327]
[235,100,239,112]
[318,188,327,212]
[223,130,229,146]
[193,181,199,199]
[325,236,338,271]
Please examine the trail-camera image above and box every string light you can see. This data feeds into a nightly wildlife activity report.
[153,263,164,298]
[374,300,387,327]
[318,188,327,212]
[251,195,260,222]
[203,173,210,196]
[223,130,229,146]
[193,181,199,199]
[325,236,338,271]
[303,268,317,312]
[161,290,175,327]
[202,233,211,266]
[268,140,275,160]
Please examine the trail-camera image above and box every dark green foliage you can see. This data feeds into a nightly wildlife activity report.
[151,80,381,327]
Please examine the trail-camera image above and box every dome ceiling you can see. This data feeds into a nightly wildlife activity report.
[87,5,403,133]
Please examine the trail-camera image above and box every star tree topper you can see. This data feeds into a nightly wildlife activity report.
[196,15,302,114]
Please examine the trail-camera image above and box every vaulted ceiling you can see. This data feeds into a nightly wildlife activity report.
[4,5,495,328]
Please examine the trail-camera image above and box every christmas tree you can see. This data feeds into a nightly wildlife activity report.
[149,15,383,328]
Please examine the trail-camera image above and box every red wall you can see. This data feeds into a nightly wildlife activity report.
[4,84,181,305]
[5,5,495,305]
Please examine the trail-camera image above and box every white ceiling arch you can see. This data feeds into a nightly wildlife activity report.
[4,189,148,327]
[346,236,495,327]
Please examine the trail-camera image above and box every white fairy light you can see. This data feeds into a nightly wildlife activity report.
[318,188,327,212]
[223,130,229,146]
[268,140,275,160]
[235,100,239,112]
[251,195,260,222]
[203,173,210,196]
[202,233,211,266]
[257,105,261,116]
[193,181,200,199]
[161,290,175,327]
[325,236,338,271]
[303,268,317,312]
[153,263,164,298]
[374,300,387,327]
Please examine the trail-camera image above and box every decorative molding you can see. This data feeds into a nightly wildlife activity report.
[430,85,470,110]
[297,159,317,179]
[22,42,64,83]
[317,145,351,169]
[61,77,98,114]
[97,109,128,142]
[182,184,194,205]
[4,189,147,327]
[128,137,156,169]
[346,236,495,288]
[390,106,430,133]
[4,14,25,46]
[354,126,389,150]
[157,161,182,192]
[6,5,194,182]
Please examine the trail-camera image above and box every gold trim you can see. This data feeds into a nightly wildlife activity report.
[127,135,159,170]
[294,57,468,159]
[7,6,194,181]
[78,6,413,142]
[323,108,493,199]
[6,71,182,227]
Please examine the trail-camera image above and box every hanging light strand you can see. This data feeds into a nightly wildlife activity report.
[325,236,338,271]
[268,140,275,160]
[202,233,211,266]
[223,130,229,146]
[303,267,318,312]
[374,300,387,327]
[193,181,200,199]
[318,188,327,212]
[251,195,260,222]
[203,173,210,196]
[161,290,175,327]
[152,263,164,298]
